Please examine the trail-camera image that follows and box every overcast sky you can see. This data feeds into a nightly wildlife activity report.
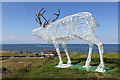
[1,2,118,44]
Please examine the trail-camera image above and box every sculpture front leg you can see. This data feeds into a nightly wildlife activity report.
[61,42,72,66]
[53,42,63,67]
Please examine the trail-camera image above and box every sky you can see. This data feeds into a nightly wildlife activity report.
[2,2,118,44]
[1,0,119,2]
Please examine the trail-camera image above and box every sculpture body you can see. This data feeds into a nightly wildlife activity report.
[32,11,106,72]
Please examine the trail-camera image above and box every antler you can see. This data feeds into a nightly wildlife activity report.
[35,8,60,28]
[51,9,60,22]
[35,8,44,27]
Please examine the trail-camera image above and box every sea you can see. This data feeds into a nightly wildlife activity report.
[1,44,119,54]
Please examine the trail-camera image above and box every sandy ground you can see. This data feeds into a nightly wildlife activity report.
[0,51,11,54]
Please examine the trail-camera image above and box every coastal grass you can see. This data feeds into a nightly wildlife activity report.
[2,52,120,79]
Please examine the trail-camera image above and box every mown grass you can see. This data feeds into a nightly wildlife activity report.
[2,52,120,79]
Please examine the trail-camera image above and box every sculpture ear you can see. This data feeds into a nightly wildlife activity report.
[95,22,100,27]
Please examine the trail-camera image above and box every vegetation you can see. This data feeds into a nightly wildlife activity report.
[2,52,41,57]
[2,52,120,79]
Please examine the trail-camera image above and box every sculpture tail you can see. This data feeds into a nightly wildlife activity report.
[92,16,100,27]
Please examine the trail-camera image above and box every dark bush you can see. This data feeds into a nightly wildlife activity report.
[2,67,7,73]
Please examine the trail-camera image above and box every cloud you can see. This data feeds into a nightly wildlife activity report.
[2,33,118,44]
[10,35,16,39]
[100,34,118,44]
[31,38,36,41]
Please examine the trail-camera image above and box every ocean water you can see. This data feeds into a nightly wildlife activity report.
[1,44,119,54]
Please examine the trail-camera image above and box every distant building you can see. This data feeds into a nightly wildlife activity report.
[41,50,65,57]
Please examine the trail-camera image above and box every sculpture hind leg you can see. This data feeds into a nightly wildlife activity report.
[83,43,94,68]
[95,43,106,72]
[75,33,106,72]
[53,41,63,67]
[61,42,72,66]
[89,35,106,72]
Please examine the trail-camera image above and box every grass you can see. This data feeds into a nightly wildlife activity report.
[2,52,120,79]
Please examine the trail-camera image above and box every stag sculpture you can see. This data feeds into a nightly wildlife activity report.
[32,8,106,72]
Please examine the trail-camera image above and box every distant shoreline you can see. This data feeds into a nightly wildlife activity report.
[1,44,119,54]
[0,50,118,54]
[0,43,120,45]
[0,50,44,58]
[0,51,38,54]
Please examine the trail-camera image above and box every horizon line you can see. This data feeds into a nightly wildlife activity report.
[1,0,120,2]
[1,43,119,44]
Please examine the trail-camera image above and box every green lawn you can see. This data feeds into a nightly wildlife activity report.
[2,52,120,79]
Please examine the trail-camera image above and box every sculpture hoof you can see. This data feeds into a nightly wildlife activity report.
[67,63,72,66]
[83,65,91,68]
[95,68,106,73]
[56,64,72,68]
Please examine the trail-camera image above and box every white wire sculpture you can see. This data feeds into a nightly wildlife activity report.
[32,8,106,72]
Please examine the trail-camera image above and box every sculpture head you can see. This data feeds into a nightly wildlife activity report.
[32,8,60,39]
[35,8,60,28]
